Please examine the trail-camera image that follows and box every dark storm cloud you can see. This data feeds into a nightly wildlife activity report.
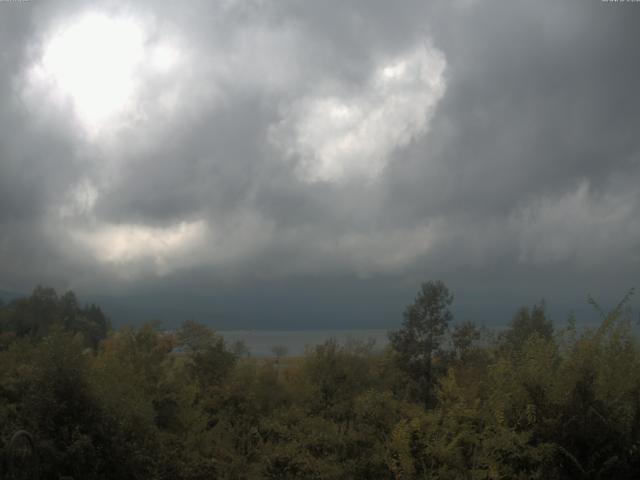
[407,1,640,205]
[0,0,638,325]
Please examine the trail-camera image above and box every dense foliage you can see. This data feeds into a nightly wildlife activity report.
[0,284,639,479]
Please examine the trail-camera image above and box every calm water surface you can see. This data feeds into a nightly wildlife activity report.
[219,329,389,357]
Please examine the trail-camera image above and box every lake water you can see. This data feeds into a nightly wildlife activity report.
[219,329,390,357]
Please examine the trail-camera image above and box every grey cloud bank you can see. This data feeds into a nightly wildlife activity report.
[0,0,638,328]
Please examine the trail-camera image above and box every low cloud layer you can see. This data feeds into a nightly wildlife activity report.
[1,0,639,326]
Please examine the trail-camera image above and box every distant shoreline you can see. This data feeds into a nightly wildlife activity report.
[217,328,390,357]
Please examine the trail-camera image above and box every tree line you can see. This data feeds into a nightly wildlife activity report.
[0,282,639,479]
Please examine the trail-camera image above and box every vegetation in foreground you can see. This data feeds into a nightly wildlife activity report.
[0,283,639,479]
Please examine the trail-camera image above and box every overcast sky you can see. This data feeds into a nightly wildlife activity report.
[1,0,639,328]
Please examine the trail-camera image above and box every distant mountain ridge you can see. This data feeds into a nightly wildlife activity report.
[0,289,25,303]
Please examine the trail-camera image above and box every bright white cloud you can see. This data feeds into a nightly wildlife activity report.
[150,44,180,72]
[24,11,184,138]
[71,220,208,276]
[66,209,280,278]
[271,43,447,183]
